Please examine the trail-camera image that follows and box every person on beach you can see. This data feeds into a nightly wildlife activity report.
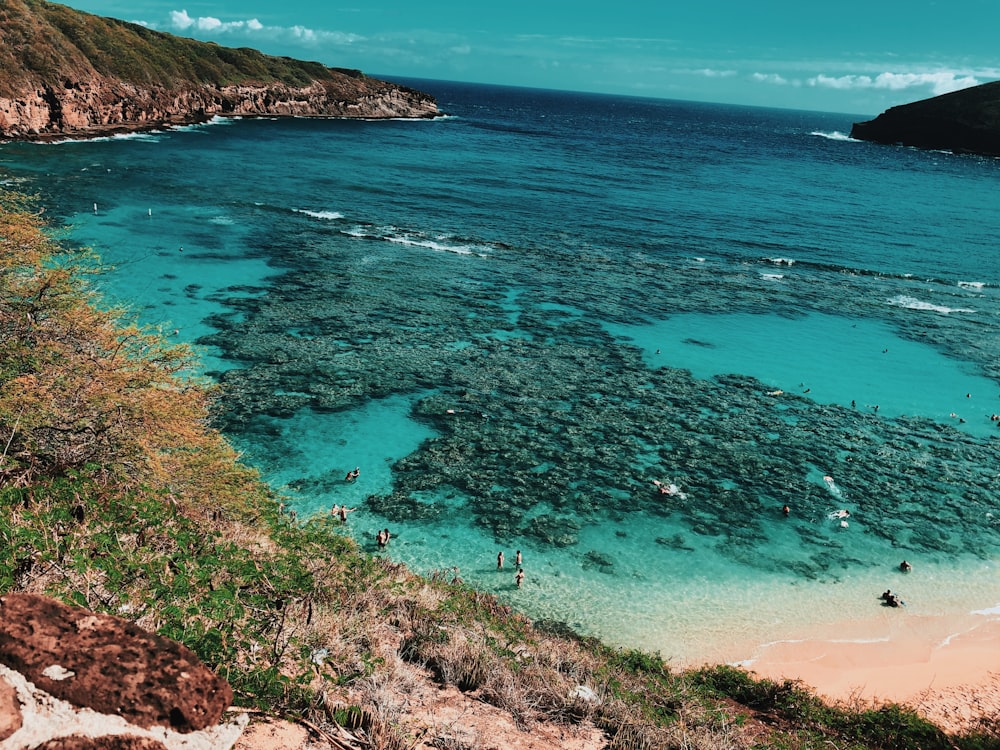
[376,529,386,549]
[339,505,356,522]
[331,504,340,518]
[515,568,525,588]
[515,550,522,566]
[497,551,504,570]
[345,467,360,482]
[383,528,391,545]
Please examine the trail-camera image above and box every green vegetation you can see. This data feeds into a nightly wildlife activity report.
[0,0,357,95]
[2,187,999,748]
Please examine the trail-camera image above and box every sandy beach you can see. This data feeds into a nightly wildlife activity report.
[744,609,1000,733]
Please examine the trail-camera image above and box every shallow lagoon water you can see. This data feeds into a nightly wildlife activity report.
[3,81,1000,665]
[609,311,1000,438]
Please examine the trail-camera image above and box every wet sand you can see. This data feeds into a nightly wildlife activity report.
[744,609,1000,733]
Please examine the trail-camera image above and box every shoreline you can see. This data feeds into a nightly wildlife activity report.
[738,608,1000,733]
[2,110,444,145]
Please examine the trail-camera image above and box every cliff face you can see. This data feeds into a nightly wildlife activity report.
[0,0,438,139]
[850,80,1000,156]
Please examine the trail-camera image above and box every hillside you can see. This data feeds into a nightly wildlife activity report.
[850,80,1000,156]
[0,0,438,139]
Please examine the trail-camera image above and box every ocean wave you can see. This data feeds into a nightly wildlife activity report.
[747,256,966,289]
[41,116,237,145]
[958,280,987,290]
[809,130,857,142]
[294,208,344,220]
[760,273,785,281]
[887,295,975,314]
[344,224,493,257]
[41,130,164,145]
[170,116,237,134]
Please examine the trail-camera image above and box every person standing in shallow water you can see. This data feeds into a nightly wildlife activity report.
[515,550,522,567]
[497,551,504,570]
[515,568,525,588]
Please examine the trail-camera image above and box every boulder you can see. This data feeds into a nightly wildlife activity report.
[0,594,245,750]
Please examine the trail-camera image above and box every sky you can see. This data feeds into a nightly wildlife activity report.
[61,0,1000,116]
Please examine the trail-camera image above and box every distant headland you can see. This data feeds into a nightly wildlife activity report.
[851,80,1000,157]
[0,0,439,141]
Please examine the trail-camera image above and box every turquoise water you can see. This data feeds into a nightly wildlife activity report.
[608,312,999,438]
[2,81,1000,664]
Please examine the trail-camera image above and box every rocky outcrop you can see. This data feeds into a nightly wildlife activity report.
[0,0,439,140]
[0,77,439,139]
[850,80,1000,156]
[0,593,245,750]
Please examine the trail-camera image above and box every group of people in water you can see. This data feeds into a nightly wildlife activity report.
[879,562,913,607]
[330,504,356,523]
[498,550,526,587]
[331,464,529,588]
[776,476,915,609]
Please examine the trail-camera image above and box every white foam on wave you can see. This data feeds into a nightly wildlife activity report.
[41,130,164,145]
[888,295,975,314]
[810,130,857,142]
[760,273,784,281]
[766,257,795,266]
[294,209,344,220]
[171,115,237,134]
[344,224,491,257]
[958,281,986,290]
[385,233,480,256]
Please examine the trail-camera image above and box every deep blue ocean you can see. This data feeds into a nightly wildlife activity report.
[3,79,1000,665]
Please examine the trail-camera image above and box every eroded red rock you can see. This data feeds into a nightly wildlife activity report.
[0,593,232,733]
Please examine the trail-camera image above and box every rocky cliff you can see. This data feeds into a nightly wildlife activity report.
[850,80,1000,156]
[0,0,438,140]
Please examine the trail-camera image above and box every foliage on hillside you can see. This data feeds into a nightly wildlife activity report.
[0,189,997,748]
[0,0,362,96]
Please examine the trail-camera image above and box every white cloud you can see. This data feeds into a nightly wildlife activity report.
[197,16,222,31]
[809,71,981,95]
[752,72,791,85]
[164,9,362,46]
[169,9,194,29]
[691,68,737,78]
